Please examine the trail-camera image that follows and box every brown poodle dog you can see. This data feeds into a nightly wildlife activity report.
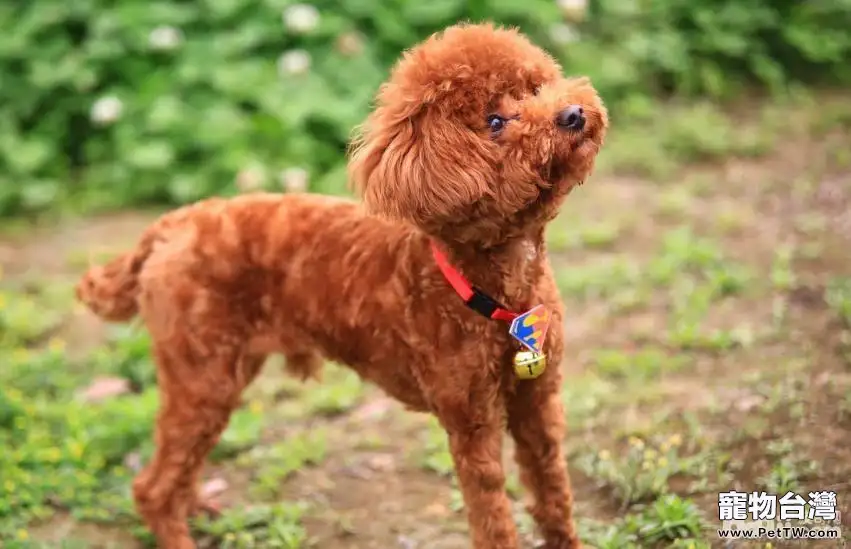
[76,23,607,549]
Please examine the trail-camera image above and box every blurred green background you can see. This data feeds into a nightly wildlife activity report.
[2,0,850,217]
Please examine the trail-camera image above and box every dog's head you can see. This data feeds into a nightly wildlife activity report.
[349,23,608,245]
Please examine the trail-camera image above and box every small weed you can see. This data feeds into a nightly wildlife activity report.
[578,518,640,549]
[771,294,789,331]
[513,500,537,538]
[449,484,464,513]
[810,98,851,134]
[419,417,454,477]
[765,439,795,459]
[713,205,751,235]
[578,495,705,548]
[561,373,616,429]
[647,228,751,294]
[556,256,642,300]
[194,502,308,549]
[576,434,689,506]
[756,372,809,415]
[669,539,712,548]
[301,366,365,417]
[238,430,328,499]
[597,127,677,180]
[757,456,818,495]
[590,346,691,382]
[578,221,624,249]
[4,341,81,397]
[658,227,724,269]
[505,472,522,500]
[64,248,121,270]
[839,390,851,422]
[656,188,694,219]
[609,285,654,312]
[212,404,266,460]
[625,494,704,546]
[826,277,851,327]
[795,211,829,236]
[668,323,755,352]
[4,541,99,549]
[546,220,625,251]
[91,325,155,390]
[770,245,797,292]
[0,286,64,347]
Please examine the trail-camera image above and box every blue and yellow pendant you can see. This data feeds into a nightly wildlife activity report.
[509,304,550,380]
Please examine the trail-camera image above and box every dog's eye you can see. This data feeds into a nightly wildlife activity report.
[487,115,506,134]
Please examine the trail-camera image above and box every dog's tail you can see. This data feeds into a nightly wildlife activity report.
[75,226,160,322]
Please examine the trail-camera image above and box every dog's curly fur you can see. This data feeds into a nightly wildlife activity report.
[76,23,607,549]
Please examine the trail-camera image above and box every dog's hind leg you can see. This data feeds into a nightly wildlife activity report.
[133,345,264,549]
[507,370,580,549]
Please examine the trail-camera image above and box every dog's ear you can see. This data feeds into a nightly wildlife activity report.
[348,104,492,229]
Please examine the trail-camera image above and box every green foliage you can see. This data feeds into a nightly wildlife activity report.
[212,405,267,460]
[194,502,308,548]
[0,285,156,538]
[591,346,691,382]
[238,431,328,498]
[578,494,705,547]
[419,416,455,477]
[625,494,704,545]
[577,434,690,505]
[300,366,364,416]
[826,277,851,327]
[0,372,153,539]
[573,0,851,103]
[1,0,850,217]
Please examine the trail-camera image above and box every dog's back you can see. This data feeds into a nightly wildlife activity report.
[76,191,434,406]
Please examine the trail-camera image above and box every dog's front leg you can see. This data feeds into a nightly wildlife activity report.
[507,366,581,549]
[439,402,519,549]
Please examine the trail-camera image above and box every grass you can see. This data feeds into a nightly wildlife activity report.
[2,92,851,548]
[239,432,329,500]
[194,503,308,548]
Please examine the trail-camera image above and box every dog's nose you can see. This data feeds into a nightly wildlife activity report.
[556,105,585,131]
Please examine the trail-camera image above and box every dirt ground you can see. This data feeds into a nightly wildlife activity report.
[2,102,850,548]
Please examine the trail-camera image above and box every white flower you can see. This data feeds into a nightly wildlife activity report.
[557,0,588,22]
[236,165,266,192]
[557,0,588,10]
[279,167,309,193]
[90,96,123,125]
[282,4,320,34]
[149,25,183,51]
[549,23,580,45]
[277,50,311,76]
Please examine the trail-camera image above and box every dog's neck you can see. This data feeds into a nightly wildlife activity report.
[436,231,544,310]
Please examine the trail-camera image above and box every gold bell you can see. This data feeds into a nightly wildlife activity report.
[513,350,547,380]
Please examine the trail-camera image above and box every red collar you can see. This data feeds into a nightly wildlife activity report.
[430,241,518,322]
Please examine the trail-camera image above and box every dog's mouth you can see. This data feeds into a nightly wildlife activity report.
[536,129,591,187]
[569,133,587,152]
